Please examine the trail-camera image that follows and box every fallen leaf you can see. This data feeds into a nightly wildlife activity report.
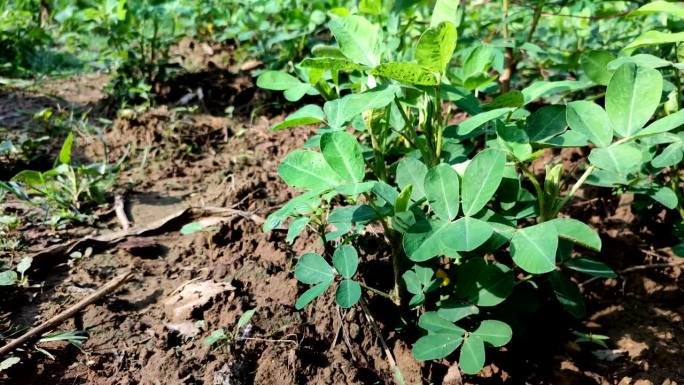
[164,280,235,321]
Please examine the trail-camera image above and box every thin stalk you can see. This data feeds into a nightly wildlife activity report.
[359,297,407,385]
[673,66,682,110]
[670,169,684,219]
[500,0,512,92]
[364,193,403,305]
[367,108,388,181]
[359,282,394,300]
[520,165,546,221]
[526,0,546,43]
[553,165,596,217]
[434,81,444,161]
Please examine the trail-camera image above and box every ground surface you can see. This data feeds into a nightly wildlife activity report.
[1,72,683,385]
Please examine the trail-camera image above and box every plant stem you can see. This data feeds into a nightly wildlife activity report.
[526,0,546,43]
[434,81,444,161]
[500,0,512,92]
[520,165,546,221]
[359,297,407,385]
[364,193,403,305]
[359,282,394,300]
[554,165,596,217]
[670,168,684,220]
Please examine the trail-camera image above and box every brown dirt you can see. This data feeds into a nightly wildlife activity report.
[1,75,683,385]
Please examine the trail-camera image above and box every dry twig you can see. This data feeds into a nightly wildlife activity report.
[0,270,133,356]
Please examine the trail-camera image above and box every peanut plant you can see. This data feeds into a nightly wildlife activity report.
[259,0,684,377]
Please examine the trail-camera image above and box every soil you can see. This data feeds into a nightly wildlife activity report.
[1,71,683,385]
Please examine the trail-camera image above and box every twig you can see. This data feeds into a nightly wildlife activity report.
[336,307,356,361]
[359,298,406,385]
[359,282,394,300]
[29,206,266,264]
[114,195,130,231]
[0,270,133,356]
[580,261,684,287]
[237,336,298,345]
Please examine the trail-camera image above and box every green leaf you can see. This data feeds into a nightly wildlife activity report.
[549,218,601,251]
[419,312,466,335]
[437,302,479,322]
[652,142,684,168]
[180,222,204,235]
[371,62,438,85]
[403,270,422,294]
[565,258,617,278]
[203,328,227,346]
[605,63,663,137]
[624,31,684,53]
[549,271,586,318]
[324,85,398,129]
[629,1,684,19]
[286,217,310,244]
[294,253,334,284]
[359,0,382,14]
[473,320,512,347]
[521,80,592,104]
[282,84,315,102]
[403,218,457,262]
[0,271,17,286]
[271,105,326,131]
[459,335,486,375]
[455,258,514,307]
[510,222,559,274]
[256,71,303,90]
[450,217,493,252]
[485,91,525,109]
[328,15,381,67]
[336,279,361,308]
[12,170,43,186]
[295,278,333,310]
[416,22,457,74]
[580,50,616,86]
[608,54,673,70]
[431,0,460,26]
[16,257,31,275]
[496,123,532,161]
[236,308,257,332]
[335,181,377,195]
[396,157,428,201]
[58,132,74,165]
[278,149,342,190]
[672,242,684,257]
[412,334,463,361]
[457,108,514,135]
[320,131,365,183]
[300,57,366,72]
[525,105,567,142]
[461,149,506,216]
[395,185,413,212]
[651,186,679,209]
[332,245,359,279]
[311,44,347,58]
[637,109,684,138]
[542,130,590,147]
[328,204,378,224]
[263,190,321,232]
[588,144,643,177]
[566,101,613,148]
[424,163,460,221]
